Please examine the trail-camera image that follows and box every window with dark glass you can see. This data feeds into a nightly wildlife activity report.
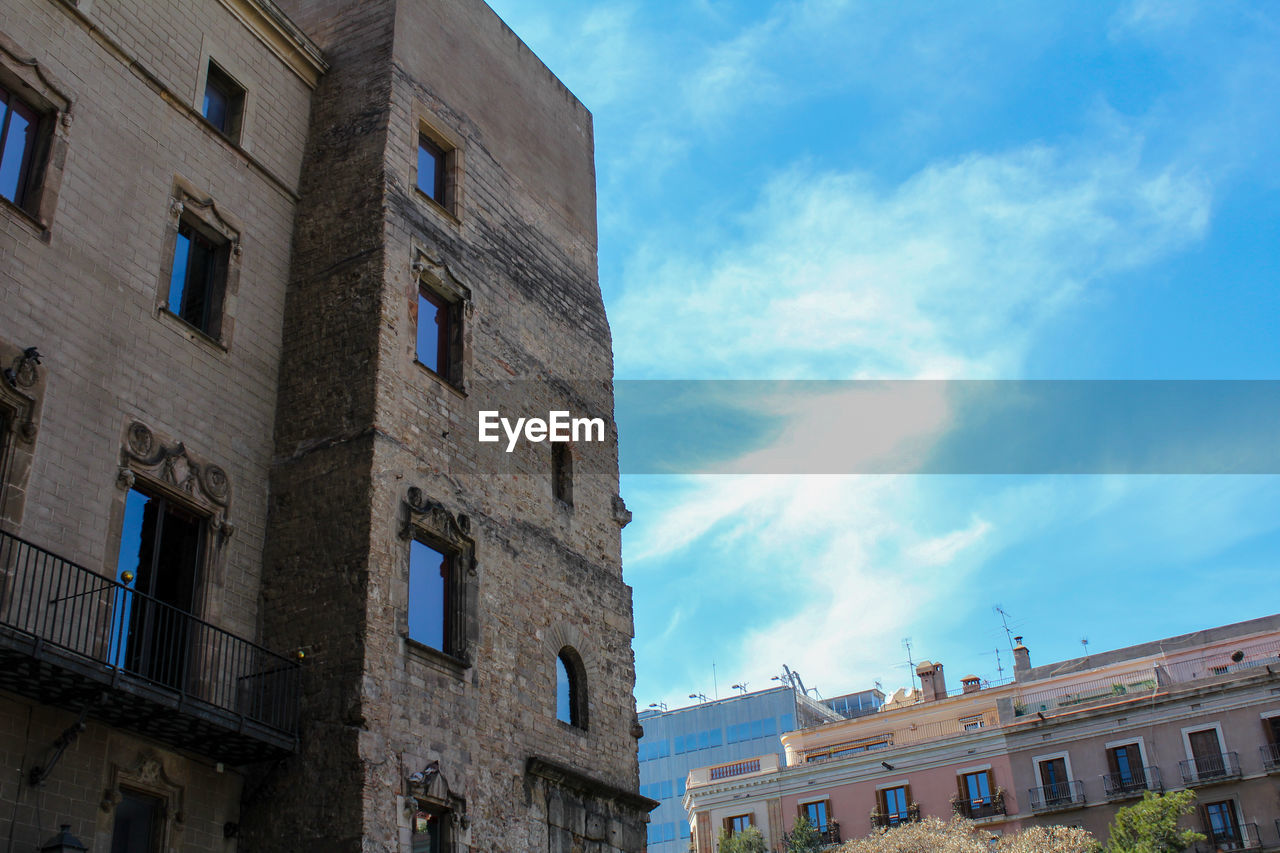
[0,84,42,210]
[417,134,447,205]
[1204,800,1241,845]
[111,488,205,691]
[167,218,229,338]
[1188,729,1225,778]
[1107,743,1143,790]
[111,788,163,853]
[803,800,829,831]
[556,646,587,729]
[201,63,244,141]
[416,286,454,377]
[412,806,448,853]
[409,539,451,653]
[552,443,573,505]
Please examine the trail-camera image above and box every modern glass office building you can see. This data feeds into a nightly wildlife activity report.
[638,685,841,851]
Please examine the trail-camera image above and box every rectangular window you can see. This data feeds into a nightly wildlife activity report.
[961,771,992,804]
[960,714,986,732]
[417,135,447,205]
[0,85,41,209]
[112,488,205,691]
[202,63,245,141]
[1107,744,1142,786]
[409,539,451,653]
[1204,801,1241,846]
[167,218,229,338]
[724,814,753,834]
[880,786,910,825]
[803,800,829,832]
[1188,728,1225,778]
[110,788,163,853]
[415,284,463,385]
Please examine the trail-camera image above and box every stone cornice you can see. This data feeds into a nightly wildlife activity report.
[525,757,659,813]
[214,0,328,87]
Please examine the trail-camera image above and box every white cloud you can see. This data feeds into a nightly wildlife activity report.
[612,142,1210,380]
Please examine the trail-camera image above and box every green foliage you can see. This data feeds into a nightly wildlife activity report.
[784,815,822,853]
[1103,790,1206,853]
[717,825,768,853]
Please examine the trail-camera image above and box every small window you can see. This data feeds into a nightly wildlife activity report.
[724,814,753,834]
[167,218,229,338]
[552,444,573,505]
[409,539,452,654]
[0,85,43,210]
[803,800,830,832]
[110,788,164,853]
[417,135,447,204]
[202,63,245,141]
[415,284,462,385]
[556,646,587,729]
[961,771,992,805]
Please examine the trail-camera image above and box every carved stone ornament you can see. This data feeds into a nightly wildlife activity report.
[102,749,185,826]
[401,487,473,567]
[612,494,632,529]
[411,249,471,304]
[405,759,469,831]
[168,198,185,219]
[120,420,234,542]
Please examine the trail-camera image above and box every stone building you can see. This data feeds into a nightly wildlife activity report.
[683,615,1280,852]
[0,0,651,850]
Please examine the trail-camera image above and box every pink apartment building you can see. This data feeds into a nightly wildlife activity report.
[684,614,1280,852]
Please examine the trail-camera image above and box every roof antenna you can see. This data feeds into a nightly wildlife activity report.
[995,605,1016,653]
[902,637,916,691]
[994,647,1005,682]
[1081,636,1089,655]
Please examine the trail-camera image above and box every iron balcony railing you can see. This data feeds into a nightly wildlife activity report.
[1196,822,1261,852]
[1028,780,1086,813]
[871,805,920,829]
[1260,742,1280,773]
[0,528,299,736]
[1179,753,1241,786]
[817,822,841,846]
[954,791,1007,820]
[1102,766,1162,799]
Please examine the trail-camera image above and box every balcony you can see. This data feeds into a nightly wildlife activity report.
[0,529,299,763]
[953,791,1007,821]
[783,821,841,849]
[1028,780,1086,814]
[1195,823,1262,852]
[1260,743,1280,773]
[1102,766,1162,800]
[871,805,920,829]
[1179,753,1241,787]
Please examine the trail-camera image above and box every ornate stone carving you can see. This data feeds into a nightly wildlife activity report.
[612,494,632,528]
[402,487,471,556]
[120,420,233,539]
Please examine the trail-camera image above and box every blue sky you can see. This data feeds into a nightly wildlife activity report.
[486,0,1280,709]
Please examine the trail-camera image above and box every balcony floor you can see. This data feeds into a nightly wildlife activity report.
[0,627,296,764]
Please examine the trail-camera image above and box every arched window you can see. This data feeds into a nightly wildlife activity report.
[556,647,587,729]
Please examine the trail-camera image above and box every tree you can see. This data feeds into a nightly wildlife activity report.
[1103,790,1205,852]
[784,815,822,853]
[832,816,1095,853]
[717,825,768,853]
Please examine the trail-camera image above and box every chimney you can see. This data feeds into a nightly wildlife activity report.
[961,675,981,694]
[915,661,946,701]
[1013,637,1031,681]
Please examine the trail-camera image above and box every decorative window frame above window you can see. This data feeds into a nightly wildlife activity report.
[111,419,235,592]
[411,249,471,390]
[400,487,476,671]
[403,758,469,853]
[0,32,74,238]
[412,106,464,219]
[98,748,186,852]
[158,182,243,349]
[0,340,46,530]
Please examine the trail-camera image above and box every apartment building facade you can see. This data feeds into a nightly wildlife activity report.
[0,0,650,851]
[684,616,1280,853]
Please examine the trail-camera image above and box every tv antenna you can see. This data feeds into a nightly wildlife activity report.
[1080,636,1089,655]
[993,647,1005,682]
[902,637,917,691]
[994,605,1017,653]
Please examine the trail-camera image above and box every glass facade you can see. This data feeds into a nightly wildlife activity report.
[637,687,799,853]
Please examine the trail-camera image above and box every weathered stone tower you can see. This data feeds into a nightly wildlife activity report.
[242,1,651,850]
